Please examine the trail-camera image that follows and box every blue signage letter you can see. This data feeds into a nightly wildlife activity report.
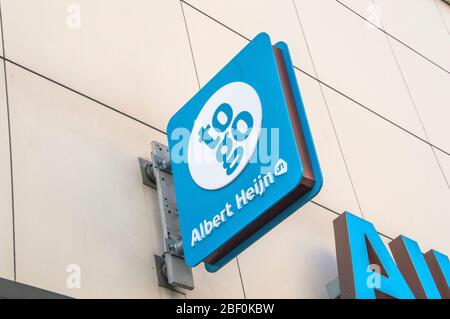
[334,212,414,299]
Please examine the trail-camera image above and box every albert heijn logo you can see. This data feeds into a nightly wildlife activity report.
[188,82,262,190]
[167,33,323,272]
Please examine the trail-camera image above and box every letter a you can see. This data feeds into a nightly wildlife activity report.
[191,228,202,247]
[333,212,414,299]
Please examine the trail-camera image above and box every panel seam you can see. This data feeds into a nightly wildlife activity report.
[433,0,450,35]
[370,0,450,189]
[335,0,450,74]
[1,58,166,136]
[292,0,365,219]
[0,2,16,281]
[180,0,248,298]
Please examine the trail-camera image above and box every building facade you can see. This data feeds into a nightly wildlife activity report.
[0,0,449,298]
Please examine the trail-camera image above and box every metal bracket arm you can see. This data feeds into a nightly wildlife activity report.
[139,141,194,291]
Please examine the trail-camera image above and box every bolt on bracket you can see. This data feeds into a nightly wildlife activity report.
[139,141,194,291]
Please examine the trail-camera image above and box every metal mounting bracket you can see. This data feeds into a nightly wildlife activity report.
[139,141,194,291]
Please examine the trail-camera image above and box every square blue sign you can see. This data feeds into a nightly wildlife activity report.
[167,33,322,272]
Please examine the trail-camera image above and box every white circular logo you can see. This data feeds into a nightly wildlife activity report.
[188,82,262,190]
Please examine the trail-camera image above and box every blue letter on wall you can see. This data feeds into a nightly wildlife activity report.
[425,249,450,298]
[334,212,414,299]
[389,235,441,299]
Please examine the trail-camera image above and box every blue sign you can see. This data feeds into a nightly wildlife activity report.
[167,33,322,272]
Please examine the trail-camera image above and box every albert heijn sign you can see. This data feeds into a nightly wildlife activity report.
[334,212,449,299]
[167,33,323,272]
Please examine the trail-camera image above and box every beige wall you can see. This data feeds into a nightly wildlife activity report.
[0,0,448,298]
